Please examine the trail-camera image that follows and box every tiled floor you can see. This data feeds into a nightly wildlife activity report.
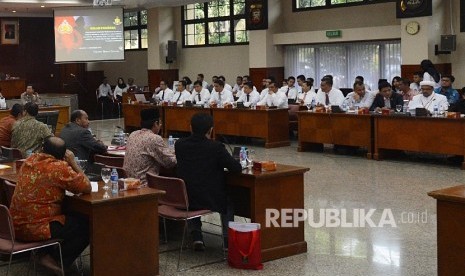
[2,118,462,275]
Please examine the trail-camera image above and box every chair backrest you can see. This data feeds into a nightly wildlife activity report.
[0,204,14,241]
[94,154,124,168]
[3,180,16,208]
[15,159,25,171]
[146,172,189,210]
[105,166,128,178]
[1,146,22,160]
[288,104,300,122]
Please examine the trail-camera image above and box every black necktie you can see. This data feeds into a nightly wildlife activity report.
[198,93,201,101]
[286,88,289,96]
[177,92,182,102]
[161,90,165,100]
[246,94,250,102]
[325,93,330,105]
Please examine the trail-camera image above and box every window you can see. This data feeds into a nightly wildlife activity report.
[284,41,401,89]
[124,10,147,50]
[294,0,394,11]
[182,0,248,47]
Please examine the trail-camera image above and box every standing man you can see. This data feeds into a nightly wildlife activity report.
[97,77,113,119]
[257,81,288,108]
[10,137,91,273]
[12,103,53,157]
[191,80,211,105]
[60,110,107,161]
[123,108,176,185]
[316,76,345,106]
[21,85,41,105]
[175,113,242,250]
[0,103,23,147]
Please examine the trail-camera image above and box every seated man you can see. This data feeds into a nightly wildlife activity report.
[281,76,298,101]
[0,103,23,147]
[355,76,371,91]
[434,75,459,105]
[409,71,423,94]
[398,78,418,101]
[21,84,41,105]
[123,108,176,185]
[298,80,317,105]
[344,81,375,108]
[257,81,288,108]
[231,76,243,95]
[10,137,91,273]
[209,79,235,107]
[172,80,192,105]
[175,113,242,250]
[60,110,107,161]
[153,80,174,102]
[316,76,345,106]
[370,81,403,112]
[191,80,211,105]
[11,102,53,157]
[409,80,448,114]
[236,81,260,107]
[97,77,113,118]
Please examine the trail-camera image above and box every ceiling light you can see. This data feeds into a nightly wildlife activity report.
[12,10,16,13]
[41,5,45,8]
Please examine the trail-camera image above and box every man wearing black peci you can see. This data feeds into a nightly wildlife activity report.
[175,113,242,251]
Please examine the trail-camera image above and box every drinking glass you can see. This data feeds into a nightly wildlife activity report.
[306,103,312,111]
[247,149,256,168]
[395,105,402,113]
[101,168,111,190]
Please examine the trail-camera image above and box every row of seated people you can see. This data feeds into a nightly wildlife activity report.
[5,108,237,274]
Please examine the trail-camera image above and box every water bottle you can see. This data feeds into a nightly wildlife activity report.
[168,135,174,149]
[26,149,33,157]
[403,101,409,113]
[433,104,438,117]
[111,168,119,194]
[342,101,347,112]
[239,147,247,169]
[311,98,316,111]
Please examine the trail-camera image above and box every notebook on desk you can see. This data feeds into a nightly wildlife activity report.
[134,94,149,103]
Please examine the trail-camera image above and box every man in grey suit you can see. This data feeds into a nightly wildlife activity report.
[60,110,107,161]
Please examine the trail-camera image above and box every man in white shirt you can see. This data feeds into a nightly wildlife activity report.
[296,75,306,94]
[260,78,271,100]
[408,80,448,114]
[207,76,218,92]
[355,76,372,91]
[153,80,174,102]
[298,80,317,105]
[191,80,211,105]
[398,78,418,101]
[316,77,345,106]
[209,79,234,107]
[257,81,288,108]
[218,76,232,92]
[236,82,260,107]
[127,77,138,92]
[281,76,298,102]
[409,71,422,94]
[98,77,113,118]
[344,81,375,108]
[172,80,191,105]
[197,73,208,89]
[232,76,243,96]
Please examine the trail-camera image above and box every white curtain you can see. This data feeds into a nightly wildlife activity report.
[284,40,401,89]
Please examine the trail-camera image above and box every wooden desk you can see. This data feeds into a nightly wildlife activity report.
[212,108,290,148]
[0,79,26,98]
[428,185,465,276]
[0,105,69,134]
[0,173,164,276]
[122,103,161,132]
[373,116,465,168]
[227,164,309,261]
[163,106,210,137]
[297,112,373,158]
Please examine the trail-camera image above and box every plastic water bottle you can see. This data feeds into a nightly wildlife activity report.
[342,101,347,112]
[111,168,119,194]
[403,102,409,113]
[168,135,174,149]
[239,147,247,169]
[433,104,438,117]
[311,98,316,111]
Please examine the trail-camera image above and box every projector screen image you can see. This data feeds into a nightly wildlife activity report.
[54,7,124,63]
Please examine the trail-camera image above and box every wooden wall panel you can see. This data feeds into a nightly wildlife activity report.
[401,63,451,82]
[249,67,284,92]
[147,69,179,92]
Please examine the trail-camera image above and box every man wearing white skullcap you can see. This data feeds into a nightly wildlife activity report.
[408,80,448,114]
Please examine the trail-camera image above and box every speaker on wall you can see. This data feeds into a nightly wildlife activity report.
[166,40,177,64]
[441,35,456,51]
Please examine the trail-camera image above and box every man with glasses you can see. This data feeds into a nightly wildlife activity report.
[434,75,459,105]
[257,81,288,108]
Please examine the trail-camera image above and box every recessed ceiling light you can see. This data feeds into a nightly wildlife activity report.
[12,10,16,13]
[41,5,45,8]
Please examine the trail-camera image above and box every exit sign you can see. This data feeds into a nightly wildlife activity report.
[326,30,342,38]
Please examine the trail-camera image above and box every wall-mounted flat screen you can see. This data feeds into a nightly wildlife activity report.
[54,7,124,63]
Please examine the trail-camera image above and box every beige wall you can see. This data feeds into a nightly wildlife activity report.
[450,0,464,88]
[87,50,148,87]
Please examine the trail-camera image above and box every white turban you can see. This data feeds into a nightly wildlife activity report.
[419,80,436,88]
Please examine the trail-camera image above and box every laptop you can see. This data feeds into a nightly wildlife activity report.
[134,94,149,103]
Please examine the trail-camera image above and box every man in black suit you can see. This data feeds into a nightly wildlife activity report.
[60,110,107,161]
[370,81,404,112]
[175,113,242,250]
